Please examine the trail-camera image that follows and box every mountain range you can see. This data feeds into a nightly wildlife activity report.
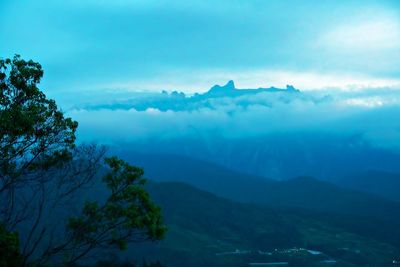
[79,80,303,112]
[118,152,400,246]
[122,181,400,267]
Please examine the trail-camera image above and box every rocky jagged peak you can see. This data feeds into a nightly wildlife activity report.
[208,80,236,95]
[286,85,298,92]
[223,80,236,90]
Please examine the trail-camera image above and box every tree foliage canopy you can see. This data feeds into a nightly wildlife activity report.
[0,55,77,186]
[0,55,166,266]
[0,224,21,267]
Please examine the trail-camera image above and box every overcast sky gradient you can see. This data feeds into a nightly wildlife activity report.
[1,0,400,99]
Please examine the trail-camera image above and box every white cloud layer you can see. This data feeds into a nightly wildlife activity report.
[68,86,400,150]
[319,17,400,51]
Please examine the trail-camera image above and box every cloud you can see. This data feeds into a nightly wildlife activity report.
[68,85,400,150]
[320,19,400,51]
[312,10,400,77]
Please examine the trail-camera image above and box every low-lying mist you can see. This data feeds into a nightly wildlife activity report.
[65,82,400,180]
[69,82,400,150]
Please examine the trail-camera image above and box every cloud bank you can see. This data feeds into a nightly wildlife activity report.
[68,82,400,150]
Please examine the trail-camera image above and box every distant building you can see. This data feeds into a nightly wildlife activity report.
[215,249,251,256]
[249,263,288,266]
[320,259,337,264]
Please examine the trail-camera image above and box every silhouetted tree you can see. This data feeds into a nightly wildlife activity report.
[0,55,166,266]
[0,223,22,267]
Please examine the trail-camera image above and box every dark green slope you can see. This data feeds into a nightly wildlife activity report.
[122,153,400,222]
[336,170,400,202]
[125,181,399,267]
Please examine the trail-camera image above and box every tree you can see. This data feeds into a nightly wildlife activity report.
[0,55,166,266]
[0,224,22,267]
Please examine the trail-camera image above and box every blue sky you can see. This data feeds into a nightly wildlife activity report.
[1,0,400,98]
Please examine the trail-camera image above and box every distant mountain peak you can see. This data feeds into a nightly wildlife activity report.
[208,80,236,94]
[286,85,297,91]
[205,80,300,98]
[224,80,236,90]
